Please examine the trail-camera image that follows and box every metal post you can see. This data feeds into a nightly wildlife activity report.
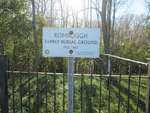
[146,58,150,113]
[0,55,8,113]
[67,57,74,113]
[108,56,111,74]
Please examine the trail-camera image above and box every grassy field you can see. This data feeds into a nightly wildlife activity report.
[7,73,147,113]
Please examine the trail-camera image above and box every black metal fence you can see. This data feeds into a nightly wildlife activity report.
[0,55,150,113]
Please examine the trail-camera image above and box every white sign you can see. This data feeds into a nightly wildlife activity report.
[42,28,100,58]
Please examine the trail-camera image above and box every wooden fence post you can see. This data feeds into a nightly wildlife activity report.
[0,55,8,113]
[146,58,150,113]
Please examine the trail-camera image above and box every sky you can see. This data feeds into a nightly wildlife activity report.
[44,0,148,22]
[130,0,147,14]
[63,0,148,18]
[117,0,148,17]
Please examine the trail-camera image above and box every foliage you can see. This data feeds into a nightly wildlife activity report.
[112,15,150,61]
[0,0,32,56]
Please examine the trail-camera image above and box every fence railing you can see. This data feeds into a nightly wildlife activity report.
[0,55,150,113]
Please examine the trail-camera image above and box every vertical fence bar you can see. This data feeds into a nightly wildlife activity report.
[27,56,31,113]
[19,71,23,113]
[118,65,121,113]
[62,73,65,113]
[90,74,93,113]
[12,70,15,113]
[54,71,56,113]
[80,74,83,113]
[136,65,141,113]
[146,58,150,113]
[45,65,48,113]
[108,56,111,113]
[127,65,131,113]
[28,69,31,113]
[108,76,111,113]
[99,75,102,113]
[89,62,93,113]
[0,55,8,113]
[36,72,39,113]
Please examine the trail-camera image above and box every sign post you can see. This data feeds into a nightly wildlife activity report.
[42,28,100,113]
[67,57,74,113]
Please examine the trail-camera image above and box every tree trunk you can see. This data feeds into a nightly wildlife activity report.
[101,0,111,54]
[31,0,39,71]
[112,0,116,51]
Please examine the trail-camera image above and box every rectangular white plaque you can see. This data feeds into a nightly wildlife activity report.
[42,28,100,58]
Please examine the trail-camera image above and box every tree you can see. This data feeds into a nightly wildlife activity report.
[113,14,150,60]
[146,0,150,13]
[0,0,31,55]
[101,0,111,54]
[99,0,128,54]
